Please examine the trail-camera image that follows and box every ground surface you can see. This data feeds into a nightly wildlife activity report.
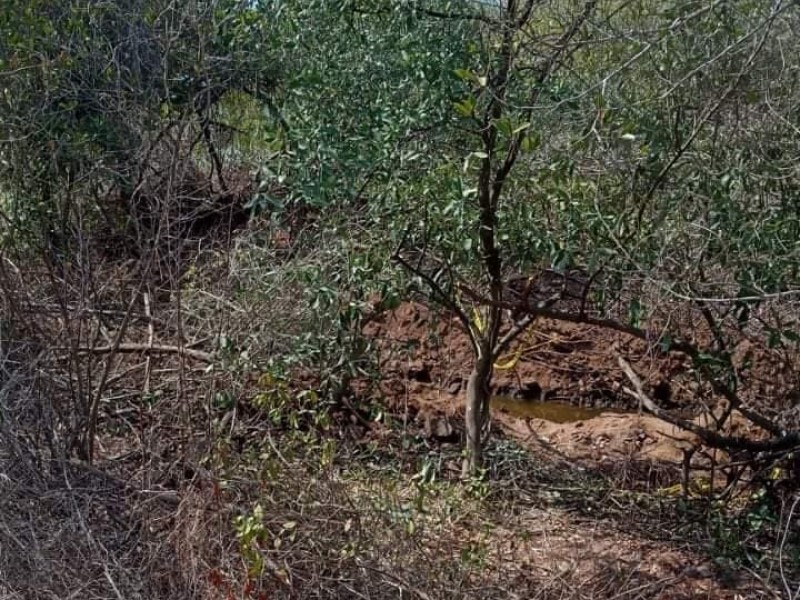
[363,301,777,599]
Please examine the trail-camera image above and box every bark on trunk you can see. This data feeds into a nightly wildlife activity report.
[463,352,493,477]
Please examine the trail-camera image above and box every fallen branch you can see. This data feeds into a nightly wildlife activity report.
[61,344,214,363]
[617,355,800,454]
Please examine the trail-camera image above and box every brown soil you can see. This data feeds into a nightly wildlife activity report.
[365,301,735,465]
[476,506,758,600]
[368,301,687,405]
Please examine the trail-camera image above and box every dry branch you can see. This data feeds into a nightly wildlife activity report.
[617,355,800,454]
[64,344,214,363]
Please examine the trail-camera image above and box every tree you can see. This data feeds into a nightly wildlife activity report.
[388,0,800,476]
[232,0,800,481]
[384,0,598,475]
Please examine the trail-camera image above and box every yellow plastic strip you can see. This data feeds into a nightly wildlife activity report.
[494,348,522,370]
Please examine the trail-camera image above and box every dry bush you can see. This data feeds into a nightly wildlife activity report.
[0,352,201,599]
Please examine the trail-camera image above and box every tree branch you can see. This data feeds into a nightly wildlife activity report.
[391,249,475,351]
[492,313,536,361]
[350,1,499,26]
[617,355,800,454]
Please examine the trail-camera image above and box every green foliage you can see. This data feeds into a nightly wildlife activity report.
[251,370,330,431]
[0,0,278,244]
[234,503,268,577]
[257,0,472,213]
[707,491,783,571]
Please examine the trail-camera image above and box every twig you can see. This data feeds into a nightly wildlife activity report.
[143,291,154,395]
[617,355,800,453]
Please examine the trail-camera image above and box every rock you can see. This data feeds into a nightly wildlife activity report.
[495,381,543,401]
[514,382,543,401]
[423,414,458,443]
[447,379,463,394]
[652,380,676,408]
[494,383,514,397]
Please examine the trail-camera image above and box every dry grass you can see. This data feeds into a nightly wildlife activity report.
[0,347,793,600]
[0,363,191,599]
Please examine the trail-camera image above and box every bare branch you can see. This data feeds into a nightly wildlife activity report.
[61,344,214,363]
[617,355,800,454]
[391,250,476,351]
[492,313,536,361]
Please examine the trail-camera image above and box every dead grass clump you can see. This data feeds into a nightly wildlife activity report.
[0,412,198,598]
[0,336,210,599]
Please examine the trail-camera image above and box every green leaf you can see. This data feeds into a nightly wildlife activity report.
[627,298,644,329]
[453,97,476,117]
[783,330,800,343]
[495,117,513,137]
[454,68,475,82]
[520,131,540,153]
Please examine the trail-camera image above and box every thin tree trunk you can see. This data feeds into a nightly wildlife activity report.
[463,349,493,477]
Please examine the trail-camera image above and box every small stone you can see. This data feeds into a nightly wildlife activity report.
[514,382,543,401]
[423,415,458,443]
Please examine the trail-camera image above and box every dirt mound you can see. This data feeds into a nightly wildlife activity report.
[366,302,750,469]
[368,301,688,410]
